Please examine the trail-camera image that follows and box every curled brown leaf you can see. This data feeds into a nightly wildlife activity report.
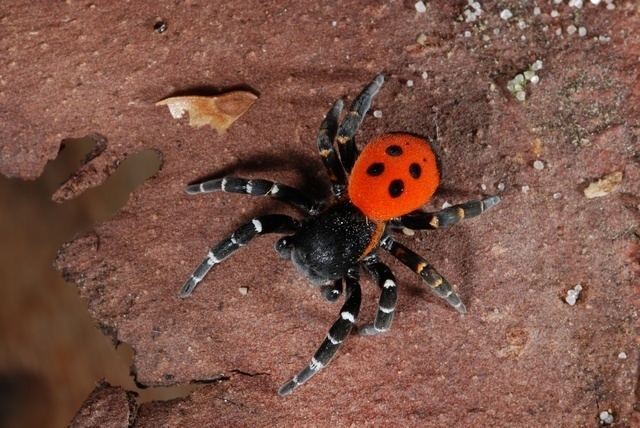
[583,171,623,199]
[156,91,258,134]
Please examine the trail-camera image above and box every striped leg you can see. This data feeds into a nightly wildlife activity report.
[360,260,397,335]
[186,177,321,215]
[320,279,343,303]
[399,196,500,230]
[336,74,384,173]
[317,99,348,197]
[278,272,361,396]
[381,237,466,314]
[179,215,299,298]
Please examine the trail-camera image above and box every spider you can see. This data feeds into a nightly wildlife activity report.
[179,74,500,396]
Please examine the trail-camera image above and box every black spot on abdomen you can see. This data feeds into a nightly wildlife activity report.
[388,179,404,198]
[409,163,421,179]
[386,145,403,156]
[366,162,385,176]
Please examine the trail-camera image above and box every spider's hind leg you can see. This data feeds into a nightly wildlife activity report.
[381,237,466,314]
[398,195,500,230]
[179,215,299,298]
[278,271,361,396]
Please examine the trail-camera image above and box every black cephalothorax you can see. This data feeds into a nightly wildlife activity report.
[276,202,381,285]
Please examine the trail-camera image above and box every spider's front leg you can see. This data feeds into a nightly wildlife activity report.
[179,214,299,298]
[317,99,348,197]
[186,177,321,215]
[336,74,384,173]
[381,236,466,313]
[278,270,362,396]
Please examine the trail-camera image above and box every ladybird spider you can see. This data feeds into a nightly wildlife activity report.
[179,74,500,396]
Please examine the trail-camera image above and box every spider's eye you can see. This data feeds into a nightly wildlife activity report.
[275,237,293,259]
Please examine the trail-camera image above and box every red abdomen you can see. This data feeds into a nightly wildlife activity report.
[348,134,440,220]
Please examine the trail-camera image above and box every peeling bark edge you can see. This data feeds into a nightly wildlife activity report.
[69,381,138,428]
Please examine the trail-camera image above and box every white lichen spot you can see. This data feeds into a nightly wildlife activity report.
[578,26,587,37]
[533,160,545,170]
[567,24,577,35]
[565,284,583,305]
[500,9,512,20]
[497,182,506,191]
[551,10,559,17]
[373,110,383,118]
[590,0,601,4]
[406,79,414,87]
[533,6,541,15]
[508,60,543,101]
[442,201,452,209]
[415,1,427,13]
[239,286,248,295]
[421,71,428,80]
[521,185,530,194]
[553,192,562,199]
[599,410,614,425]
[618,351,627,359]
[462,1,483,22]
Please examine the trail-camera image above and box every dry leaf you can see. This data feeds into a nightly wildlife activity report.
[583,171,623,199]
[156,91,257,134]
[531,138,544,157]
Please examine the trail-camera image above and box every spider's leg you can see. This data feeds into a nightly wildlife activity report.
[186,177,321,215]
[381,236,466,314]
[317,99,348,197]
[359,258,397,335]
[179,215,299,298]
[398,196,500,230]
[320,279,343,303]
[278,272,361,396]
[336,74,384,173]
